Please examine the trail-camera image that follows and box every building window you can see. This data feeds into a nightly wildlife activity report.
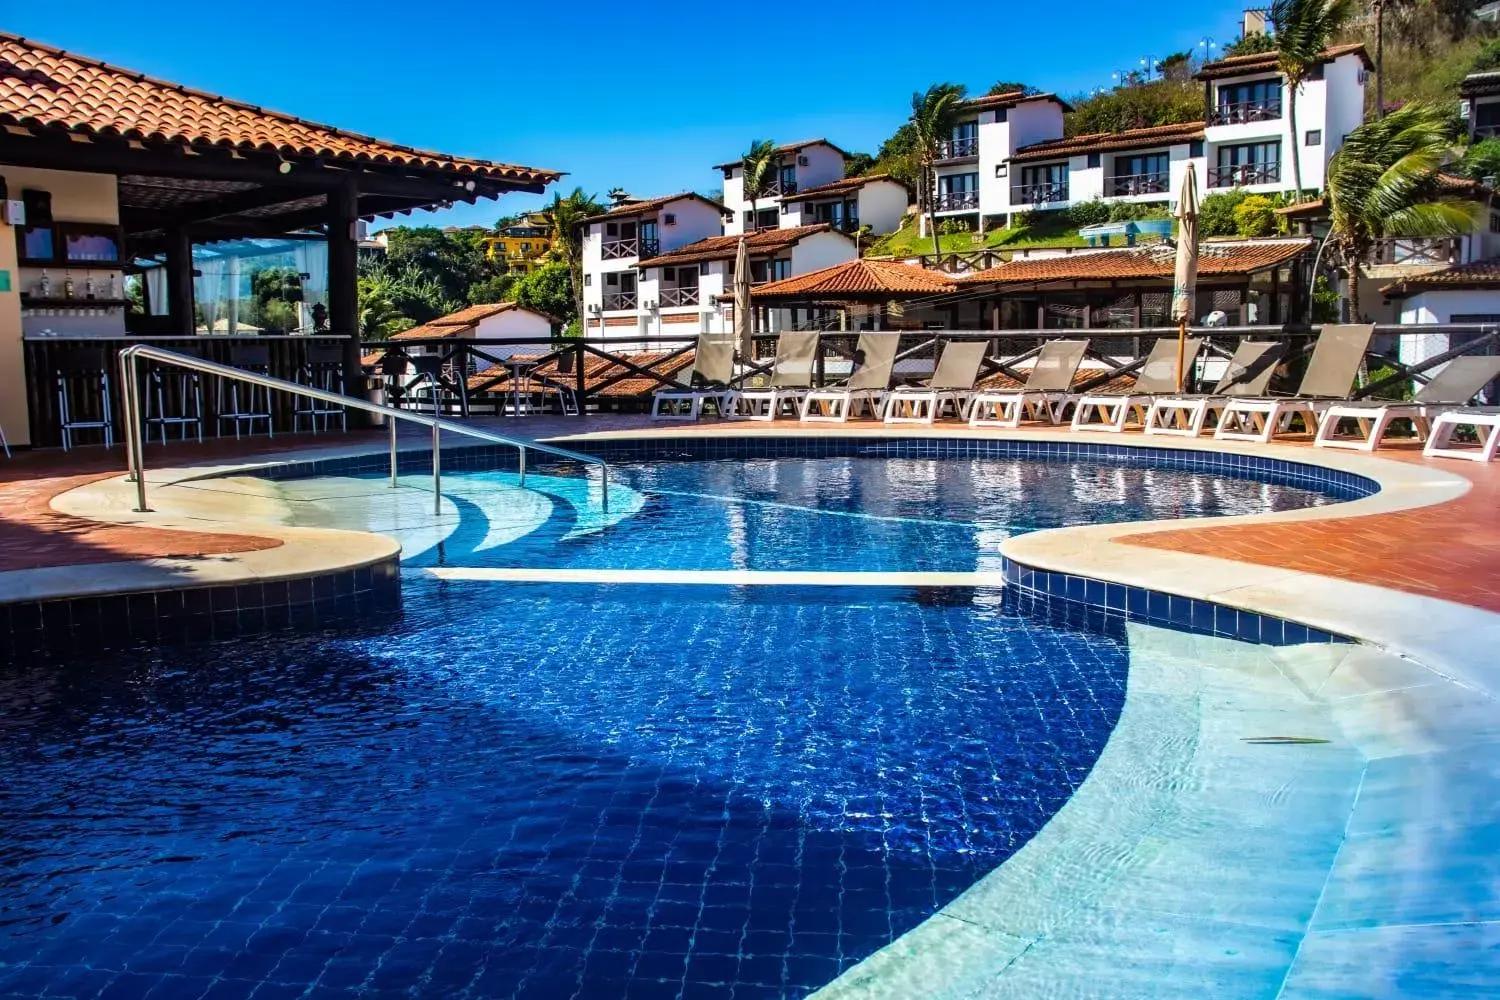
[605,273,617,286]
[1214,78,1283,123]
[1087,153,1101,169]
[584,274,591,286]
[1305,129,1322,146]
[521,242,531,252]
[605,223,618,236]
[1490,213,1500,234]
[938,172,979,194]
[699,262,711,276]
[1211,141,1281,187]
[995,108,1008,123]
[995,163,1008,178]
[664,213,676,226]
[1189,140,1204,158]
[1016,163,1068,203]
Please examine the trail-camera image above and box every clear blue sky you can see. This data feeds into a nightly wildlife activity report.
[12,0,1250,232]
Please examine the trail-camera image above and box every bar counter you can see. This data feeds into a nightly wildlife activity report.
[23,334,355,448]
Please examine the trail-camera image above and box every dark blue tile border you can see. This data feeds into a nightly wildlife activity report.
[0,557,401,661]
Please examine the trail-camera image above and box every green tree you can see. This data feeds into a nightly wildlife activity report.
[740,139,779,231]
[468,273,517,305]
[250,266,303,305]
[1199,189,1250,236]
[537,186,605,322]
[909,83,968,244]
[383,226,495,306]
[1223,31,1278,57]
[357,276,413,340]
[1462,137,1500,180]
[842,152,877,177]
[1064,78,1203,135]
[1158,51,1194,80]
[510,262,573,320]
[873,122,921,189]
[1233,194,1282,236]
[1327,101,1481,319]
[987,80,1038,96]
[1272,0,1359,195]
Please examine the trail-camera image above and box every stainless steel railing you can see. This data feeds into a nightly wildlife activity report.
[117,345,610,516]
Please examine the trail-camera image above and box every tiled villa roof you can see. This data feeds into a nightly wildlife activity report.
[959,239,1312,285]
[581,193,727,224]
[786,174,907,202]
[637,224,840,268]
[962,90,1074,113]
[0,33,559,184]
[1381,257,1500,297]
[753,259,957,300]
[1460,72,1500,99]
[1013,122,1206,162]
[1194,43,1372,80]
[712,139,851,171]
[387,302,552,341]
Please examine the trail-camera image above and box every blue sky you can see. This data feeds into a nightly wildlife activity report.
[13,0,1251,231]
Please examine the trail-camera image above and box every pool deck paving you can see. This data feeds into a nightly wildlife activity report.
[3,414,1500,999]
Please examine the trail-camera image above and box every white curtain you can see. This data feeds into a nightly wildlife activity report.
[294,240,329,332]
[193,255,233,334]
[143,265,169,316]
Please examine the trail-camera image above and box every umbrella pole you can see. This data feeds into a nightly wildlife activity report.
[1175,318,1188,392]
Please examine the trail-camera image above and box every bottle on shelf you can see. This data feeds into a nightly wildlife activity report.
[63,270,75,301]
[37,269,51,298]
[84,273,96,300]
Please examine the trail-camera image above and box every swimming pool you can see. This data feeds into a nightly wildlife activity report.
[0,444,1365,999]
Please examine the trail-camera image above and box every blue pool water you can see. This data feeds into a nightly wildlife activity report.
[0,451,1357,999]
[1,583,1126,1000]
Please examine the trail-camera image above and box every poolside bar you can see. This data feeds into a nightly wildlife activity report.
[0,32,558,448]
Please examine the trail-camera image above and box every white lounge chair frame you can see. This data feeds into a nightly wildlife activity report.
[1071,338,1204,433]
[728,332,819,421]
[1423,408,1500,462]
[1143,341,1287,438]
[883,341,990,424]
[968,340,1090,428]
[1313,356,1500,452]
[801,333,900,423]
[652,336,738,421]
[1213,325,1375,444]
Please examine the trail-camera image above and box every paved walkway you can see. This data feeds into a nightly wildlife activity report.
[2,418,1497,616]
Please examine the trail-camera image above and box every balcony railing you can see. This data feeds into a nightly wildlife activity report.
[1365,236,1465,267]
[601,238,658,260]
[602,292,638,311]
[1011,182,1069,205]
[812,216,862,233]
[937,136,979,160]
[936,190,980,211]
[754,179,797,198]
[1106,172,1170,197]
[659,286,701,307]
[1208,162,1280,187]
[1474,124,1500,141]
[1210,100,1283,126]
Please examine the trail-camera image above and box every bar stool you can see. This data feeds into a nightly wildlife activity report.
[293,345,348,433]
[217,344,274,440]
[55,349,114,451]
[145,348,205,444]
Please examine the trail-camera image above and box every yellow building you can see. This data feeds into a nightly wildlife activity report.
[484,214,556,273]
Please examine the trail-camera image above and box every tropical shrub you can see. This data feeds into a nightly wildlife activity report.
[1065,199,1110,227]
[1198,190,1249,237]
[1233,195,1281,237]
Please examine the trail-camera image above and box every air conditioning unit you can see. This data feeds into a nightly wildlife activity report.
[643,300,657,311]
[708,295,720,306]
[588,303,602,314]
[798,155,809,166]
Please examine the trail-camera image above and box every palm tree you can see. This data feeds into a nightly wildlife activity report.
[1271,0,1357,195]
[539,186,606,325]
[357,277,411,340]
[740,139,778,233]
[908,83,967,250]
[1326,102,1480,320]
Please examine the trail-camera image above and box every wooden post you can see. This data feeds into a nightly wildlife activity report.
[327,179,362,423]
[1175,317,1189,392]
[165,228,195,335]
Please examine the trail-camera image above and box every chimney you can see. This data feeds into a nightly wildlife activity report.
[1244,7,1269,36]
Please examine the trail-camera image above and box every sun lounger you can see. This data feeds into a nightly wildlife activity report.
[1314,354,1500,451]
[800,333,900,422]
[1070,337,1205,433]
[727,332,820,421]
[967,340,1090,428]
[1143,340,1288,437]
[1214,324,1375,443]
[882,341,990,424]
[1423,407,1500,462]
[651,334,737,420]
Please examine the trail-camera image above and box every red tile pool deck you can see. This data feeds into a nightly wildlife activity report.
[0,420,1497,614]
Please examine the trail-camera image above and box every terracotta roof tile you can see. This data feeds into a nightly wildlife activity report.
[1013,122,1205,162]
[582,192,727,224]
[752,258,957,300]
[385,302,551,341]
[0,33,559,185]
[961,90,1073,113]
[637,224,845,269]
[1461,72,1500,99]
[387,320,476,342]
[959,239,1312,285]
[712,139,850,171]
[785,174,907,202]
[1194,43,1371,81]
[1381,256,1500,296]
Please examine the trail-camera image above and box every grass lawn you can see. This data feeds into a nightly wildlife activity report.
[868,215,1090,257]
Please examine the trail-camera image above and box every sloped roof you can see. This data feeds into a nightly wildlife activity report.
[959,239,1312,285]
[1460,72,1500,99]
[386,302,552,340]
[961,90,1074,114]
[1194,43,1372,81]
[1013,122,1206,162]
[637,224,844,268]
[753,258,957,300]
[0,32,558,185]
[712,139,851,171]
[786,173,908,202]
[582,193,727,223]
[1381,257,1500,297]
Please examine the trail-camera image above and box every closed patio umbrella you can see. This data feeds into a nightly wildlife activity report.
[733,237,753,367]
[1171,162,1200,391]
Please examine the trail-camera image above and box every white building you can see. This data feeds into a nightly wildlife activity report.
[928,46,1370,232]
[384,302,557,368]
[579,193,729,339]
[622,224,857,343]
[1461,71,1500,143]
[718,140,854,234]
[777,174,911,237]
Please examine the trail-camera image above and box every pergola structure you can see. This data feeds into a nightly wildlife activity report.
[0,31,559,390]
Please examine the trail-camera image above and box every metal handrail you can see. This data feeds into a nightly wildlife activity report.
[116,345,610,516]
